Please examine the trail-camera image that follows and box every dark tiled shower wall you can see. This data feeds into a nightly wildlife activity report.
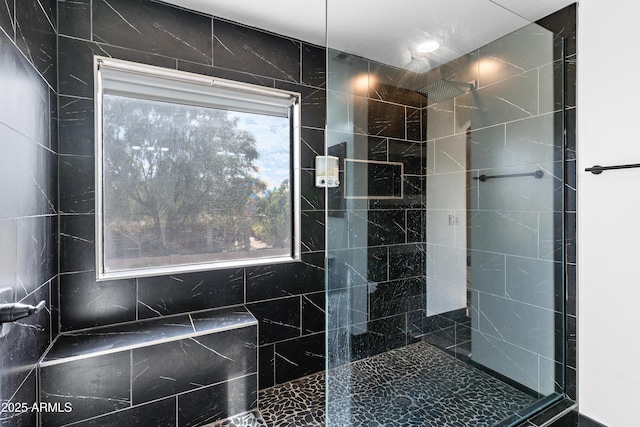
[325,53,428,363]
[0,1,58,425]
[536,2,578,403]
[56,0,327,391]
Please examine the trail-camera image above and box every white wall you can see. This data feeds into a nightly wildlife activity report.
[578,2,640,425]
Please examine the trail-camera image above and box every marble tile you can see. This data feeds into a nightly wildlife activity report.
[425,99,455,140]
[470,250,506,296]
[58,0,91,39]
[302,43,326,88]
[137,268,244,319]
[471,329,541,393]
[177,60,276,89]
[59,96,94,155]
[48,87,58,152]
[58,35,176,98]
[366,246,388,283]
[539,60,564,115]
[0,0,14,38]
[478,22,553,88]
[389,244,425,280]
[132,327,257,404]
[366,99,406,139]
[506,256,562,311]
[275,333,325,384]
[300,169,325,211]
[469,210,539,258]
[0,127,40,219]
[40,0,56,27]
[4,283,51,379]
[362,135,388,162]
[367,314,407,356]
[406,107,422,141]
[59,271,136,331]
[476,294,555,356]
[302,292,325,335]
[368,62,422,108]
[213,18,300,82]
[536,3,577,57]
[245,252,324,302]
[58,154,95,214]
[43,315,194,362]
[505,113,563,166]
[300,127,324,169]
[0,369,37,427]
[178,374,258,427]
[190,307,257,333]
[78,397,176,427]
[16,215,57,298]
[365,210,406,246]
[565,264,576,317]
[469,124,507,170]
[93,0,212,64]
[275,82,326,129]
[0,218,17,289]
[40,351,131,425]
[59,214,94,273]
[258,344,275,390]
[369,277,425,320]
[0,55,49,141]
[301,211,325,253]
[457,70,539,129]
[388,139,422,175]
[326,49,369,97]
[36,142,58,214]
[15,0,57,89]
[247,297,300,346]
[407,210,425,243]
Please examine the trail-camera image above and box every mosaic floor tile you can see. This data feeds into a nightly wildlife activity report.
[211,410,268,427]
[259,341,536,427]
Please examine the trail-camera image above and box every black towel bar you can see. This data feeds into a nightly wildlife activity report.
[585,163,640,174]
[473,170,544,182]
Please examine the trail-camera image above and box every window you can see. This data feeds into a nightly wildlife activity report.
[95,57,301,280]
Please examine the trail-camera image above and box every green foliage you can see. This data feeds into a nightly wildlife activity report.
[254,180,291,248]
[102,95,268,259]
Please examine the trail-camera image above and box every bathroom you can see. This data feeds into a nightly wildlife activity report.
[0,0,635,426]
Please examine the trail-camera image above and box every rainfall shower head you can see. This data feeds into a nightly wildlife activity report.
[417,79,475,103]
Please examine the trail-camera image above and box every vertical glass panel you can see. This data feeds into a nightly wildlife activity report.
[326,1,564,425]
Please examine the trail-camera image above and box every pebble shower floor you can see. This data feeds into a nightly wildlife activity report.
[213,341,536,426]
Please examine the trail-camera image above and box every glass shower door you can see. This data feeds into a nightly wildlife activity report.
[325,0,565,425]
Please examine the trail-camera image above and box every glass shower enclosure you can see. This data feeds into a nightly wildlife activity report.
[324,1,565,425]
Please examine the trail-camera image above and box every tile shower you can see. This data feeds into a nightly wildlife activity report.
[0,1,577,426]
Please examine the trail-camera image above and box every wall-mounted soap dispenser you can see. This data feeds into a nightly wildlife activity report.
[315,155,339,188]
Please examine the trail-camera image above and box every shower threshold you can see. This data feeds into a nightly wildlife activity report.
[214,341,536,427]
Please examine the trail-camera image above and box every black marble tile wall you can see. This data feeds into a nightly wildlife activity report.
[325,52,428,368]
[0,4,58,424]
[38,307,258,426]
[39,322,258,426]
[56,0,327,395]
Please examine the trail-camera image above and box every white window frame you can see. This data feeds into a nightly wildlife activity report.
[94,56,301,281]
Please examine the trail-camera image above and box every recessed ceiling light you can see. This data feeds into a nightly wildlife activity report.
[417,40,440,53]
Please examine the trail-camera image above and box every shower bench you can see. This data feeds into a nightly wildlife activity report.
[37,306,258,426]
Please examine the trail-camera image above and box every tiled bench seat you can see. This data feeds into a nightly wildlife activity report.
[38,307,258,426]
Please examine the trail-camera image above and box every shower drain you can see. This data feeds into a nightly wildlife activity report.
[395,396,413,407]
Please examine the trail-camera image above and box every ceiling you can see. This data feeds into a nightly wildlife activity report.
[163,0,576,72]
